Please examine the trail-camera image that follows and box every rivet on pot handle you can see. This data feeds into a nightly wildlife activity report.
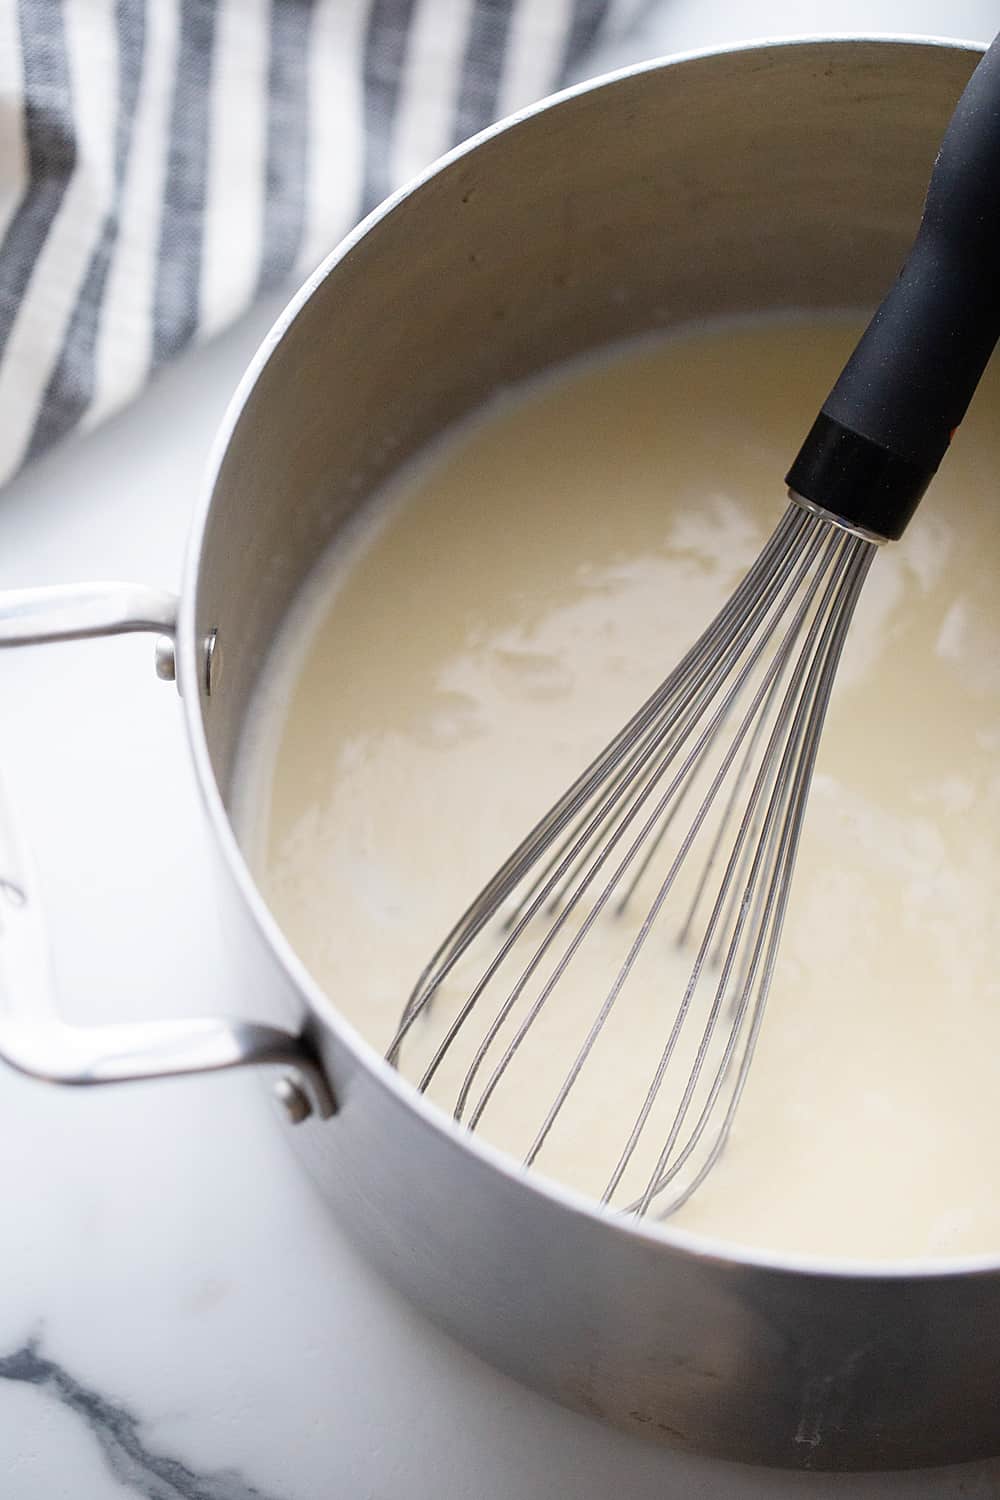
[0,582,336,1121]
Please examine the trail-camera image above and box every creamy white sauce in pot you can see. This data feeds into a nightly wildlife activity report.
[237,315,1000,1261]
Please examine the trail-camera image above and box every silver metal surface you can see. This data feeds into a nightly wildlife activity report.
[0,1013,334,1117]
[0,581,178,645]
[203,628,220,696]
[388,503,877,1215]
[180,35,1000,1472]
[174,34,1000,1471]
[275,1074,314,1124]
[788,490,891,546]
[0,625,335,1119]
[155,635,177,681]
[2,36,996,1473]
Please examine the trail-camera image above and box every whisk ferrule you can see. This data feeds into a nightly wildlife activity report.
[787,489,890,547]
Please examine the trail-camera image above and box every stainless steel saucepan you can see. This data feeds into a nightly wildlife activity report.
[0,37,996,1473]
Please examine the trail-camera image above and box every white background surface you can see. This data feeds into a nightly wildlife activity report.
[0,4,996,1497]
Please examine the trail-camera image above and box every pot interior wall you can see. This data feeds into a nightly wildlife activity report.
[194,37,975,805]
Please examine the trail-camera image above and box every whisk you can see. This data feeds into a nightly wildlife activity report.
[388,35,1000,1216]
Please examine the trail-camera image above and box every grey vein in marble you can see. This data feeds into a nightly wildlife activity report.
[0,1339,288,1500]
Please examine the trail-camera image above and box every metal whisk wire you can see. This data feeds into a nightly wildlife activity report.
[388,500,878,1216]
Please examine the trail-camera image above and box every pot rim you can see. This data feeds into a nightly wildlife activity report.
[178,31,999,1287]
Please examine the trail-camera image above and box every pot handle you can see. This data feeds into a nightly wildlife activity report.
[0,581,180,644]
[0,582,336,1121]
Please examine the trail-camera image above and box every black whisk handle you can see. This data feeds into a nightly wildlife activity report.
[787,32,1000,540]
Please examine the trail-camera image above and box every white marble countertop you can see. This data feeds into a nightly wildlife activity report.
[0,5,997,1497]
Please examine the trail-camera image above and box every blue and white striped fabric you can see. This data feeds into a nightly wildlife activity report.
[0,0,644,488]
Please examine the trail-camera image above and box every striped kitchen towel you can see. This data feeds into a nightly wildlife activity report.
[0,0,646,489]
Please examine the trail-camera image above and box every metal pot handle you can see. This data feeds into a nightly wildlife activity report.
[0,583,335,1121]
